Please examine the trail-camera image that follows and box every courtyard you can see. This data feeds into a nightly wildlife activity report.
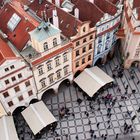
[14,50,140,140]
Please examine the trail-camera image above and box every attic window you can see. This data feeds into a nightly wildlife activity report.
[7,13,21,31]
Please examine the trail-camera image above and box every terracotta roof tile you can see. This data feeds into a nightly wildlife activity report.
[0,37,16,65]
[94,0,117,16]
[16,0,83,37]
[0,2,39,51]
[133,0,140,9]
[71,0,104,27]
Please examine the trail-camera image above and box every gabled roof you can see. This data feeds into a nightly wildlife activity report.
[16,0,83,38]
[29,22,61,42]
[108,0,119,5]
[0,38,16,65]
[94,0,117,16]
[71,0,104,27]
[0,1,39,51]
[133,0,140,9]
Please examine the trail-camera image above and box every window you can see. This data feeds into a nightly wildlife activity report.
[25,81,30,87]
[83,27,86,32]
[41,80,46,88]
[47,63,52,71]
[38,67,44,75]
[76,50,80,57]
[63,54,68,62]
[97,44,102,54]
[88,55,91,61]
[76,41,80,46]
[83,38,87,43]
[64,66,68,75]
[135,49,140,57]
[18,73,22,78]
[105,40,109,50]
[14,86,20,92]
[89,44,92,50]
[48,75,54,84]
[57,71,61,79]
[18,95,23,101]
[5,68,9,72]
[53,38,57,47]
[10,65,15,69]
[3,92,9,98]
[28,90,33,96]
[90,35,93,40]
[7,13,21,31]
[55,59,60,67]
[82,58,85,64]
[11,76,16,81]
[43,42,48,51]
[106,33,110,39]
[82,47,86,53]
[5,80,9,85]
[8,101,13,107]
[98,36,102,43]
[76,61,79,68]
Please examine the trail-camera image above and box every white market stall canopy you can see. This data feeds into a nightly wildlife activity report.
[74,66,114,97]
[0,116,19,140]
[21,101,57,135]
[0,102,6,117]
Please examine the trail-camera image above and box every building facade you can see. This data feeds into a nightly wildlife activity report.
[119,0,140,69]
[0,38,37,114]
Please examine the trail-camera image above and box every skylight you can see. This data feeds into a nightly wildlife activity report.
[7,13,21,31]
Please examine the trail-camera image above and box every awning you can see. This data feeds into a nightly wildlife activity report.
[21,101,57,135]
[0,116,19,140]
[74,66,114,97]
[0,102,6,117]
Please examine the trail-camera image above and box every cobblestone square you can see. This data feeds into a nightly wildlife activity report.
[14,51,140,140]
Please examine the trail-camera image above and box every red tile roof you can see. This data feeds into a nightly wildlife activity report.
[133,0,140,9]
[0,37,16,65]
[16,0,83,37]
[108,0,119,5]
[94,0,117,16]
[71,0,104,27]
[0,1,39,51]
[32,42,73,66]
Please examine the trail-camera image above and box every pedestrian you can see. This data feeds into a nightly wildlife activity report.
[75,135,78,140]
[131,115,137,121]
[137,80,140,85]
[115,133,119,139]
[97,122,100,128]
[88,120,91,125]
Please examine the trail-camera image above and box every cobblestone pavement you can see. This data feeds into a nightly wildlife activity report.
[14,50,140,140]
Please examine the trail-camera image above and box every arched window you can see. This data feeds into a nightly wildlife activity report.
[97,44,102,54]
[43,42,48,51]
[53,38,57,47]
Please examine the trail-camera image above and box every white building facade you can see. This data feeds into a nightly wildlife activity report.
[93,1,123,64]
[28,22,73,99]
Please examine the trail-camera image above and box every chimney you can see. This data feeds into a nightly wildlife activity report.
[89,0,94,3]
[55,0,60,7]
[74,8,79,19]
[53,9,59,28]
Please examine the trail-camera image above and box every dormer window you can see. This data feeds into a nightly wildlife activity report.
[53,38,57,47]
[43,42,48,51]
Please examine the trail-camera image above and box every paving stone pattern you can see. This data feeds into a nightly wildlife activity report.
[14,50,140,140]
